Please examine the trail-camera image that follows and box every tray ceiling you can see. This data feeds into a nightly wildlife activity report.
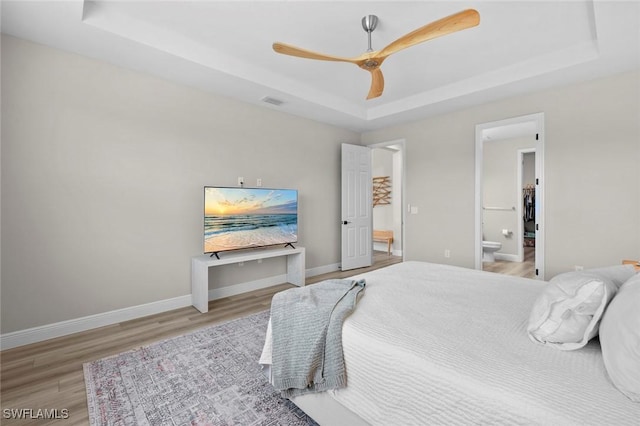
[2,1,639,131]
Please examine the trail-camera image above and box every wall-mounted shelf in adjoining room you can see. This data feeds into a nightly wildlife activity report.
[373,176,391,207]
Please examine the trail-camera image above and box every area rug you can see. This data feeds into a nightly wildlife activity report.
[83,310,318,425]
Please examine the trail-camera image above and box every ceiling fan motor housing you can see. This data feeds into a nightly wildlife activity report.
[362,15,379,53]
[361,15,379,32]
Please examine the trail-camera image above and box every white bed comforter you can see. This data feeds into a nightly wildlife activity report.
[319,261,639,425]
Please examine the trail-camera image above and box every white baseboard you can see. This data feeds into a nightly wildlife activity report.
[306,262,340,277]
[208,274,288,300]
[0,262,343,350]
[207,262,341,300]
[495,253,520,262]
[0,295,192,350]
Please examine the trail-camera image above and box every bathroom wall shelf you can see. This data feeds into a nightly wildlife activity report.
[373,176,391,207]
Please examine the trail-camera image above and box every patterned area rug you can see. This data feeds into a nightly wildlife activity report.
[83,310,318,425]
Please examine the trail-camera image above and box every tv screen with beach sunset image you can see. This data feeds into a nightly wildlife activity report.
[204,187,298,254]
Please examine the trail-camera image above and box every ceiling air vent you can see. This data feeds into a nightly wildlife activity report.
[261,96,284,106]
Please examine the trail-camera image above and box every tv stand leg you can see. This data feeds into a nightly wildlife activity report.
[284,243,295,249]
[191,262,209,313]
[210,252,220,259]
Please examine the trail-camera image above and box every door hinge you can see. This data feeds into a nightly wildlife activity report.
[536,133,539,140]
[536,178,539,185]
[536,224,539,231]
[536,268,539,276]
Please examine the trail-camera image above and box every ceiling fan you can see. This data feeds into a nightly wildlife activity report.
[272,9,480,100]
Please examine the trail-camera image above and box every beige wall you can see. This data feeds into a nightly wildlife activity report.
[2,34,639,335]
[362,70,640,278]
[0,36,359,333]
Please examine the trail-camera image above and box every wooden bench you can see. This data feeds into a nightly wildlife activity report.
[373,230,394,255]
[622,259,640,271]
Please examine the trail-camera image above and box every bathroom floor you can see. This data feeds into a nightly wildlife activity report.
[483,247,535,278]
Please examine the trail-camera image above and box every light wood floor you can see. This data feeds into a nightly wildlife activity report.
[0,252,401,425]
[482,246,536,278]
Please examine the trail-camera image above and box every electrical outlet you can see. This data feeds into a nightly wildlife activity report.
[575,265,583,271]
[238,262,244,266]
[256,178,262,187]
[444,249,451,258]
[238,177,244,186]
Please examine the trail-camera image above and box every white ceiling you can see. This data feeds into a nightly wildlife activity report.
[2,1,639,132]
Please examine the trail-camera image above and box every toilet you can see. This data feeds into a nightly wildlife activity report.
[482,241,502,262]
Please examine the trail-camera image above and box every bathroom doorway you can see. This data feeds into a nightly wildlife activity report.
[475,113,545,279]
[482,148,536,278]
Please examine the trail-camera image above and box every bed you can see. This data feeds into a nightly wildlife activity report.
[262,261,640,425]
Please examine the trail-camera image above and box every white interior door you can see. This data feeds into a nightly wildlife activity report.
[341,143,372,271]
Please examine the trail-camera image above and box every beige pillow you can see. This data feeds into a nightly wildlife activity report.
[599,273,640,402]
[527,271,617,350]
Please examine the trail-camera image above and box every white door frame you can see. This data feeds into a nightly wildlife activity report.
[475,113,545,279]
[367,139,406,260]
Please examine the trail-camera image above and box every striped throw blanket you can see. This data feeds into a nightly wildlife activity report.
[270,278,366,398]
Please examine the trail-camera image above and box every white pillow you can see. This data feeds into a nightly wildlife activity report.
[599,273,640,402]
[527,271,617,350]
[585,264,637,289]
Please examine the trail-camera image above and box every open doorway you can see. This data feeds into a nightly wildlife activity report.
[475,113,545,279]
[481,146,536,278]
[519,149,536,275]
[369,140,405,262]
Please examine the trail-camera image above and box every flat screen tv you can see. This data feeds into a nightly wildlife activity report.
[204,186,298,256]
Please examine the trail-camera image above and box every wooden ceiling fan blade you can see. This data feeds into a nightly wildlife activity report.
[273,42,358,63]
[366,68,384,100]
[379,9,480,58]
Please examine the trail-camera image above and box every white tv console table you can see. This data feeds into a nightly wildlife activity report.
[191,246,305,313]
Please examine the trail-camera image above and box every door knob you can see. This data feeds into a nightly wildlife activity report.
[342,220,350,225]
